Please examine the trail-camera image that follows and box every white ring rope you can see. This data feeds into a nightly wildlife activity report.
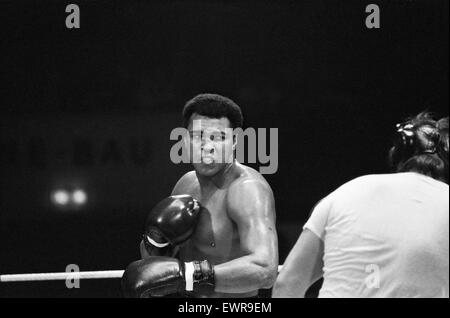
[0,266,284,283]
[0,270,125,282]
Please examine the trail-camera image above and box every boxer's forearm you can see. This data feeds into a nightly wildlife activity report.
[213,256,277,293]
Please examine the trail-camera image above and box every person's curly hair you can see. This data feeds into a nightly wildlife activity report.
[389,111,449,184]
[182,93,243,129]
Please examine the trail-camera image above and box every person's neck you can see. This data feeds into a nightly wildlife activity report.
[197,160,238,191]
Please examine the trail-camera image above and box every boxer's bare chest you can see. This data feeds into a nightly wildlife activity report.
[178,185,242,264]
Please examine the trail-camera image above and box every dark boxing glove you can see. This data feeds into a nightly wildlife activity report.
[121,256,215,298]
[143,195,202,251]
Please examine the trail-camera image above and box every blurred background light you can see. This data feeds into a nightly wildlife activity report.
[51,190,70,206]
[72,189,87,205]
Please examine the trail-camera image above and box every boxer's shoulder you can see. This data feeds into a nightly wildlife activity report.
[229,163,273,195]
[226,165,274,214]
[172,170,199,195]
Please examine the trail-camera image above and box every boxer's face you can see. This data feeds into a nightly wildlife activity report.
[186,113,235,177]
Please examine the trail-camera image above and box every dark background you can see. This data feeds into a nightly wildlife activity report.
[0,0,448,297]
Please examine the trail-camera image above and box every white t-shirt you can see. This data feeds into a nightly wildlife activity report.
[304,172,449,298]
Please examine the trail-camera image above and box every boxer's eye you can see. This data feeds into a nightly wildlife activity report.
[190,132,202,140]
[210,133,225,141]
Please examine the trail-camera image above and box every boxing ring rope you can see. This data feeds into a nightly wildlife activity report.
[0,270,125,282]
[0,266,284,283]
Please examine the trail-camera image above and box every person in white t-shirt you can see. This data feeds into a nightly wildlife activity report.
[273,112,449,298]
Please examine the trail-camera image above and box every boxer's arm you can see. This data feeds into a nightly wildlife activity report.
[272,229,324,298]
[213,179,279,293]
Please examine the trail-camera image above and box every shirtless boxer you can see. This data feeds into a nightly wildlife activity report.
[272,112,449,298]
[122,93,279,298]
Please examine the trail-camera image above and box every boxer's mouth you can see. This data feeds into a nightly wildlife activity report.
[201,156,214,164]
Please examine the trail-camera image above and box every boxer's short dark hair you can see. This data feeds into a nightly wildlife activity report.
[182,93,243,129]
[388,111,449,184]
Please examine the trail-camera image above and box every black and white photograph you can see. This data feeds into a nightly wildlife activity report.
[0,0,448,303]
